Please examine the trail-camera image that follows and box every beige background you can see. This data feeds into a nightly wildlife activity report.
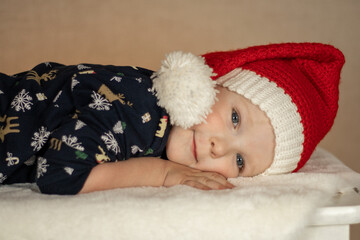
[0,0,359,238]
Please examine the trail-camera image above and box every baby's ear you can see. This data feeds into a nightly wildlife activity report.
[152,51,217,129]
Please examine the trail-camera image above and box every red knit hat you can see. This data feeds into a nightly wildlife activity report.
[202,43,345,174]
[153,42,345,175]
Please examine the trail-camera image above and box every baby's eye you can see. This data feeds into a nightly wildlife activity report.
[232,109,240,128]
[236,153,244,170]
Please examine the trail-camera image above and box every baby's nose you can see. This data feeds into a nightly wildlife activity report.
[210,136,229,158]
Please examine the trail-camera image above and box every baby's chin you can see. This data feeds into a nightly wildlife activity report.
[173,156,197,169]
[166,126,197,165]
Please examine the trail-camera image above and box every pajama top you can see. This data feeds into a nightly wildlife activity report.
[0,63,171,194]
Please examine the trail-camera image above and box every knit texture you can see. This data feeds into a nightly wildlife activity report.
[203,43,345,174]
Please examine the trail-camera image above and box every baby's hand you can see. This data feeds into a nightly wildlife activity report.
[163,161,235,190]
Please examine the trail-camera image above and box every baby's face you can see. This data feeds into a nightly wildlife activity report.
[166,86,275,178]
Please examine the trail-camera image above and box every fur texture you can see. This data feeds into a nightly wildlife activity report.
[0,148,359,240]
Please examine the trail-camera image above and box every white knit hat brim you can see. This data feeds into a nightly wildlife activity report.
[217,68,304,175]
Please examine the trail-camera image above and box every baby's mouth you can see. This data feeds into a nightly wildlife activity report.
[192,132,198,162]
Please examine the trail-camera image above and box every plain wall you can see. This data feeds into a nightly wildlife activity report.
[0,0,359,238]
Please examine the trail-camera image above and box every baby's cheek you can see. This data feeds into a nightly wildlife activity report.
[200,157,239,178]
[166,141,193,167]
[222,166,240,178]
[216,156,239,178]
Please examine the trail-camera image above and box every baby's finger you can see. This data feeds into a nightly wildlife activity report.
[183,180,211,190]
[192,175,233,190]
[197,172,235,189]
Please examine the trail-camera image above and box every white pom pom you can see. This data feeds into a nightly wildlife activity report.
[152,51,217,129]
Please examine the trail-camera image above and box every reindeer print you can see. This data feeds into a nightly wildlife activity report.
[49,138,62,151]
[97,84,133,107]
[0,63,170,194]
[26,70,58,85]
[95,145,110,164]
[0,115,20,143]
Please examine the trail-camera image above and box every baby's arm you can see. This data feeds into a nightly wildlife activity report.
[79,157,234,193]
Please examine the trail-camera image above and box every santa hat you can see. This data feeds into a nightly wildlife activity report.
[152,43,345,174]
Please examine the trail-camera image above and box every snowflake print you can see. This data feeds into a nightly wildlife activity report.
[131,145,143,155]
[62,135,84,151]
[31,126,50,151]
[37,157,49,179]
[89,91,112,111]
[11,89,33,112]
[113,121,124,134]
[75,120,86,130]
[44,62,52,67]
[101,131,120,155]
[0,173,7,183]
[110,76,122,82]
[5,152,19,166]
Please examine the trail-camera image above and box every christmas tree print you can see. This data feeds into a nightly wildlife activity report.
[71,77,80,91]
[75,120,86,130]
[113,121,125,134]
[110,76,122,83]
[64,167,74,175]
[24,156,36,166]
[145,148,154,155]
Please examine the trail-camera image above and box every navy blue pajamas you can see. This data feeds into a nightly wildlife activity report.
[0,63,170,194]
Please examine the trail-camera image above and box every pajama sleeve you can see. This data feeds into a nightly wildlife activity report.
[36,118,110,195]
[34,65,170,194]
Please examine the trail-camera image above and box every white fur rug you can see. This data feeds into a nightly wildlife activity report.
[0,148,359,240]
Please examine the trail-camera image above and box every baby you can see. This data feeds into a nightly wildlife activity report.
[0,43,345,195]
